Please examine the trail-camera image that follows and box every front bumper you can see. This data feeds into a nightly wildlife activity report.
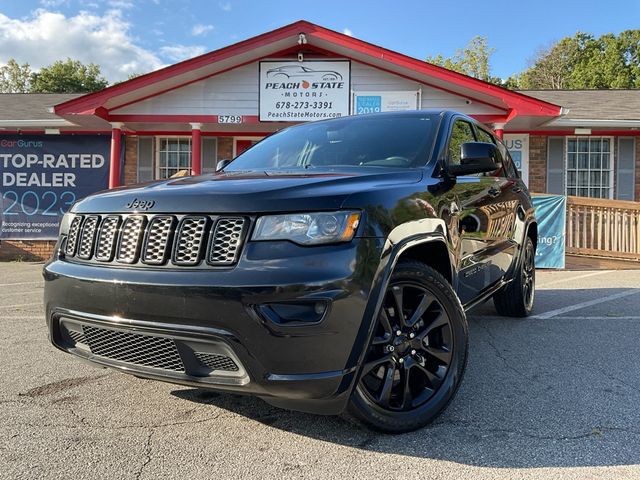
[44,238,384,414]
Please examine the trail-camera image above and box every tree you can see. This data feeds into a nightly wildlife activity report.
[426,36,501,84]
[30,58,108,93]
[516,30,640,89]
[0,59,32,93]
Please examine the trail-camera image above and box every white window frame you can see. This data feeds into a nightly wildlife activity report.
[233,136,264,157]
[155,136,192,179]
[564,136,614,199]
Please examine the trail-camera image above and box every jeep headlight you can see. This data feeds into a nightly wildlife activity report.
[252,211,360,245]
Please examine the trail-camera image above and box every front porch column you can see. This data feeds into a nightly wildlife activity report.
[494,123,505,140]
[190,123,202,175]
[109,122,124,189]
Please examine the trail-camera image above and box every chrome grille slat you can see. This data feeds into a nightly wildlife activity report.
[95,216,121,262]
[65,215,83,256]
[64,214,247,268]
[116,215,146,264]
[77,215,100,259]
[142,216,174,265]
[209,218,246,265]
[173,216,208,266]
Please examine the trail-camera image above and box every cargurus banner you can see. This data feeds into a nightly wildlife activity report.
[531,195,566,269]
[0,135,112,239]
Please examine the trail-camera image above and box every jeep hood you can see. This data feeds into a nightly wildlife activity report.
[71,169,424,214]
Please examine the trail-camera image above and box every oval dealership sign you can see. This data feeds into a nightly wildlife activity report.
[259,60,351,122]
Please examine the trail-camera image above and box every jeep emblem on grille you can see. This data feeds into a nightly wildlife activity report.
[126,198,155,210]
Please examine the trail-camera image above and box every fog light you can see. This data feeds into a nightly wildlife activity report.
[256,300,330,326]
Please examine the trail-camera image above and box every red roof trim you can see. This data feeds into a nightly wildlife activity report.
[55,20,561,118]
[108,47,303,113]
[508,130,640,136]
[306,26,561,117]
[55,21,311,115]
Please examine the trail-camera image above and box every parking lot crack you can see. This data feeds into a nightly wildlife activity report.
[476,322,528,379]
[431,419,640,441]
[134,429,154,480]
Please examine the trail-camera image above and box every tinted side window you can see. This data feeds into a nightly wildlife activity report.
[503,148,519,179]
[473,125,506,177]
[495,140,518,178]
[475,128,495,144]
[448,120,476,165]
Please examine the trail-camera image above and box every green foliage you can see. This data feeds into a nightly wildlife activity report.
[0,59,32,93]
[30,58,108,93]
[516,30,640,89]
[426,36,501,84]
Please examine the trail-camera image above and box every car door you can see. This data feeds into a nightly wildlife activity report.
[472,126,518,282]
[435,118,492,304]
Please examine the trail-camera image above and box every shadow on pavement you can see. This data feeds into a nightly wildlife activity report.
[172,288,640,469]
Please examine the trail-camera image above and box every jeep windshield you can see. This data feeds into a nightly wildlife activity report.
[225,113,439,171]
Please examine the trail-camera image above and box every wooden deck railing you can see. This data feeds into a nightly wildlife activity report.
[566,196,640,261]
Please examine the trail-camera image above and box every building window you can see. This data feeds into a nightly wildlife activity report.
[157,137,191,179]
[565,137,613,199]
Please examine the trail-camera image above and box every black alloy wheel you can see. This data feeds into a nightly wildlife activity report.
[493,235,536,317]
[521,238,536,311]
[346,261,468,433]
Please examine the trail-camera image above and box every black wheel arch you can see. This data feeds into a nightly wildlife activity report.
[344,234,456,400]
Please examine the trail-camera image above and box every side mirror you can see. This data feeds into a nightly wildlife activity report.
[448,142,500,176]
[216,158,233,172]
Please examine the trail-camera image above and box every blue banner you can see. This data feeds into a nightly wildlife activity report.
[1,135,112,239]
[532,195,566,269]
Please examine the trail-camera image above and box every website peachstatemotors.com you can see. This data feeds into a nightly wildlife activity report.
[266,111,343,119]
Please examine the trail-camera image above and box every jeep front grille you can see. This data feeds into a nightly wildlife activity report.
[209,218,246,265]
[174,216,208,266]
[142,216,174,265]
[77,216,99,259]
[117,215,146,264]
[95,216,120,261]
[65,216,83,256]
[63,214,247,268]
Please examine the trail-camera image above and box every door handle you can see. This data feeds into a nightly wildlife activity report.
[512,186,523,193]
[488,186,501,197]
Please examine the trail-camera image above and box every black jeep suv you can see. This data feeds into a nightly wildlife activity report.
[44,111,536,433]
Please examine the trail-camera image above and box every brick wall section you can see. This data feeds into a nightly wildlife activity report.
[528,135,547,194]
[0,240,55,261]
[217,137,233,161]
[123,135,138,186]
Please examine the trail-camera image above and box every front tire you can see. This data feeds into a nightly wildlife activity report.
[493,235,536,317]
[346,261,468,433]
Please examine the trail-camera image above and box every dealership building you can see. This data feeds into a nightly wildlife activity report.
[1,20,639,260]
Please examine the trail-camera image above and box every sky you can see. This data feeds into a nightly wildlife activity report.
[0,0,638,83]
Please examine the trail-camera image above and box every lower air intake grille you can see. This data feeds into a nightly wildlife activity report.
[194,352,239,372]
[82,325,185,372]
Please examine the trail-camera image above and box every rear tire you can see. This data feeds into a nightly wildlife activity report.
[345,261,468,433]
[493,236,536,317]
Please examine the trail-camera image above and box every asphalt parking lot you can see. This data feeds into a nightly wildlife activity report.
[1,262,640,479]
